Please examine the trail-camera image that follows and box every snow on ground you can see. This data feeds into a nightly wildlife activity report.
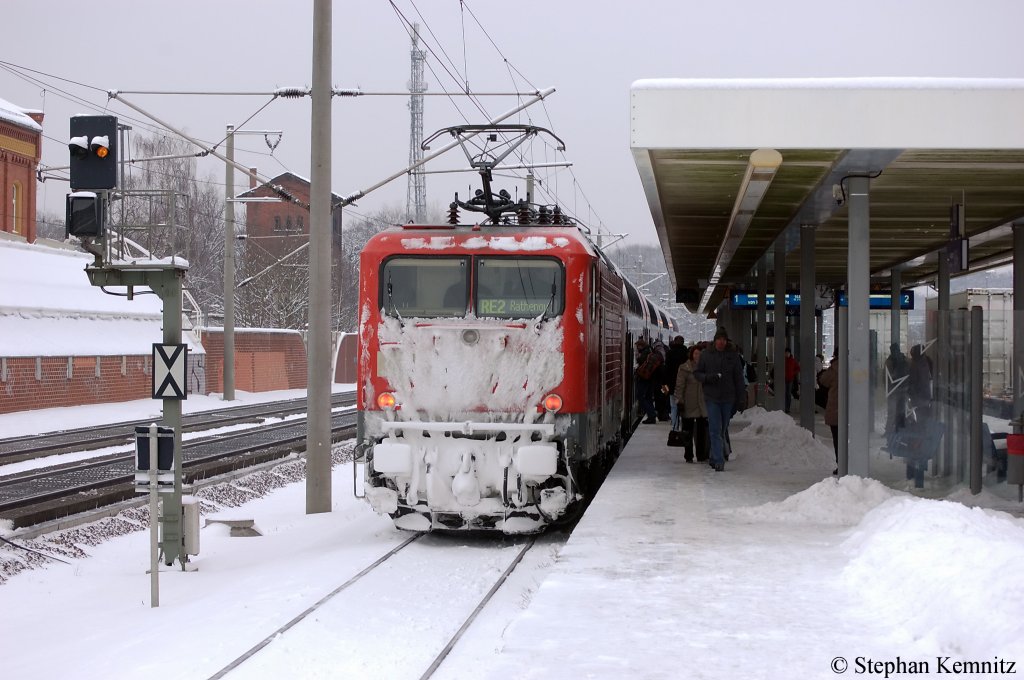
[0,384,355,440]
[1,400,1023,679]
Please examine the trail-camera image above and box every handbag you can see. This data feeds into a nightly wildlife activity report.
[667,429,687,447]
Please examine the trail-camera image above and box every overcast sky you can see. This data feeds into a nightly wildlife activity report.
[4,0,1024,248]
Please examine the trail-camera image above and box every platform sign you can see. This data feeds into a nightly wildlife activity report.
[153,343,188,399]
[836,291,914,310]
[729,292,801,309]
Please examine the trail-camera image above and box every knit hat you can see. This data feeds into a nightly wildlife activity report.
[713,328,728,341]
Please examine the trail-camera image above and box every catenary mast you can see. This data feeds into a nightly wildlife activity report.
[406,23,428,223]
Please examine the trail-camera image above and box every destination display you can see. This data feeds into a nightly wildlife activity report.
[478,297,552,316]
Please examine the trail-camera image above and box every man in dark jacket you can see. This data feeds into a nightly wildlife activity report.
[694,328,746,472]
[664,335,687,429]
[634,338,658,424]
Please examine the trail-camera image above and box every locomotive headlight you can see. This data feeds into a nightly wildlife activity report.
[377,392,397,410]
[542,393,563,413]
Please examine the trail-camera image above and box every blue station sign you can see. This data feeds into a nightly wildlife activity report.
[730,292,801,309]
[731,290,915,310]
[836,290,914,310]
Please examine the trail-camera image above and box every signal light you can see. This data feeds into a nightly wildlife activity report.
[66,191,104,239]
[377,392,397,410]
[542,394,563,413]
[69,135,89,159]
[91,135,110,158]
[68,115,117,191]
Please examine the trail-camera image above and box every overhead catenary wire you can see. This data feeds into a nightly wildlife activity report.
[392,0,612,239]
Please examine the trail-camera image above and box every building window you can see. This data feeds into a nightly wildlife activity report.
[297,216,304,230]
[286,216,293,230]
[11,182,23,234]
[274,215,282,231]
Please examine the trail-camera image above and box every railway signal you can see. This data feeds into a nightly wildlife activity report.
[68,114,118,191]
[66,114,118,239]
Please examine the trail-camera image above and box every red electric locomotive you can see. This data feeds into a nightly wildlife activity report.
[356,126,672,533]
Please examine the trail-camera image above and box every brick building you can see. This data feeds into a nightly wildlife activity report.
[0,96,42,243]
[235,172,346,330]
[237,171,343,260]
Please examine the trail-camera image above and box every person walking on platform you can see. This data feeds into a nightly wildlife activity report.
[818,352,840,475]
[664,335,687,429]
[634,338,658,424]
[783,348,799,414]
[884,343,909,446]
[652,339,671,421]
[674,344,709,463]
[907,344,933,422]
[695,328,745,472]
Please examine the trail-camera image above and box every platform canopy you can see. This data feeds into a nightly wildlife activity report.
[630,78,1024,314]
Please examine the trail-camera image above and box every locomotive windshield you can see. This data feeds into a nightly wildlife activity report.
[379,255,563,318]
[476,257,564,318]
[380,256,469,317]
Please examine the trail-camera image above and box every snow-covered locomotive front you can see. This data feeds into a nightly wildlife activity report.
[357,228,595,533]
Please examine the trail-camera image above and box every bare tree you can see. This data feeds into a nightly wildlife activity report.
[235,235,311,330]
[34,210,66,241]
[114,134,227,321]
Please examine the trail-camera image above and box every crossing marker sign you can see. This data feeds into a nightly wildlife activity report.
[153,344,188,400]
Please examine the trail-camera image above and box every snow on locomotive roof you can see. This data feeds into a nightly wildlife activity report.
[368,226,596,257]
[399,235,572,251]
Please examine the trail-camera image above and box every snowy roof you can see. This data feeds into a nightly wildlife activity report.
[0,95,42,132]
[0,239,203,357]
[630,77,1024,149]
[236,171,344,201]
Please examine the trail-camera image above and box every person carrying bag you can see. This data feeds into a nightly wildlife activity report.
[672,345,709,463]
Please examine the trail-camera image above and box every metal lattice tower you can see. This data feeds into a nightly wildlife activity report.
[406,23,428,223]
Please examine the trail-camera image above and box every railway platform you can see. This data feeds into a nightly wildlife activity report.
[486,408,907,679]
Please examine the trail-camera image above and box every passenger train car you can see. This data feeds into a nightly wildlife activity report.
[355,127,676,534]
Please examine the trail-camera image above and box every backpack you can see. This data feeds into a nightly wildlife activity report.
[637,351,662,380]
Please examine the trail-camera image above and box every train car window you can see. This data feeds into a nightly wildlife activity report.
[476,257,564,318]
[625,282,643,316]
[379,256,469,317]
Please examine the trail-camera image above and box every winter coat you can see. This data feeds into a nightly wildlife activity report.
[694,345,745,405]
[908,355,932,404]
[784,355,800,382]
[885,351,910,394]
[818,362,839,427]
[673,360,708,418]
[664,345,688,393]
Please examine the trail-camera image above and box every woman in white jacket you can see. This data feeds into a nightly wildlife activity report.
[673,345,709,463]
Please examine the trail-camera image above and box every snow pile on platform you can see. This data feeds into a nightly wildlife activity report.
[730,406,835,471]
[843,496,1024,657]
[730,476,903,526]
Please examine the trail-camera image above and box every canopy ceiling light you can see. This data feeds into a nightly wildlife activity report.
[699,148,783,313]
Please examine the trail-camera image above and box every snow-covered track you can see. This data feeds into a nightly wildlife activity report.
[0,391,355,465]
[206,533,541,680]
[0,412,356,528]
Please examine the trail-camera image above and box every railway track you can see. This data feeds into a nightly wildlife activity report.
[207,533,542,680]
[0,408,356,528]
[0,391,355,466]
